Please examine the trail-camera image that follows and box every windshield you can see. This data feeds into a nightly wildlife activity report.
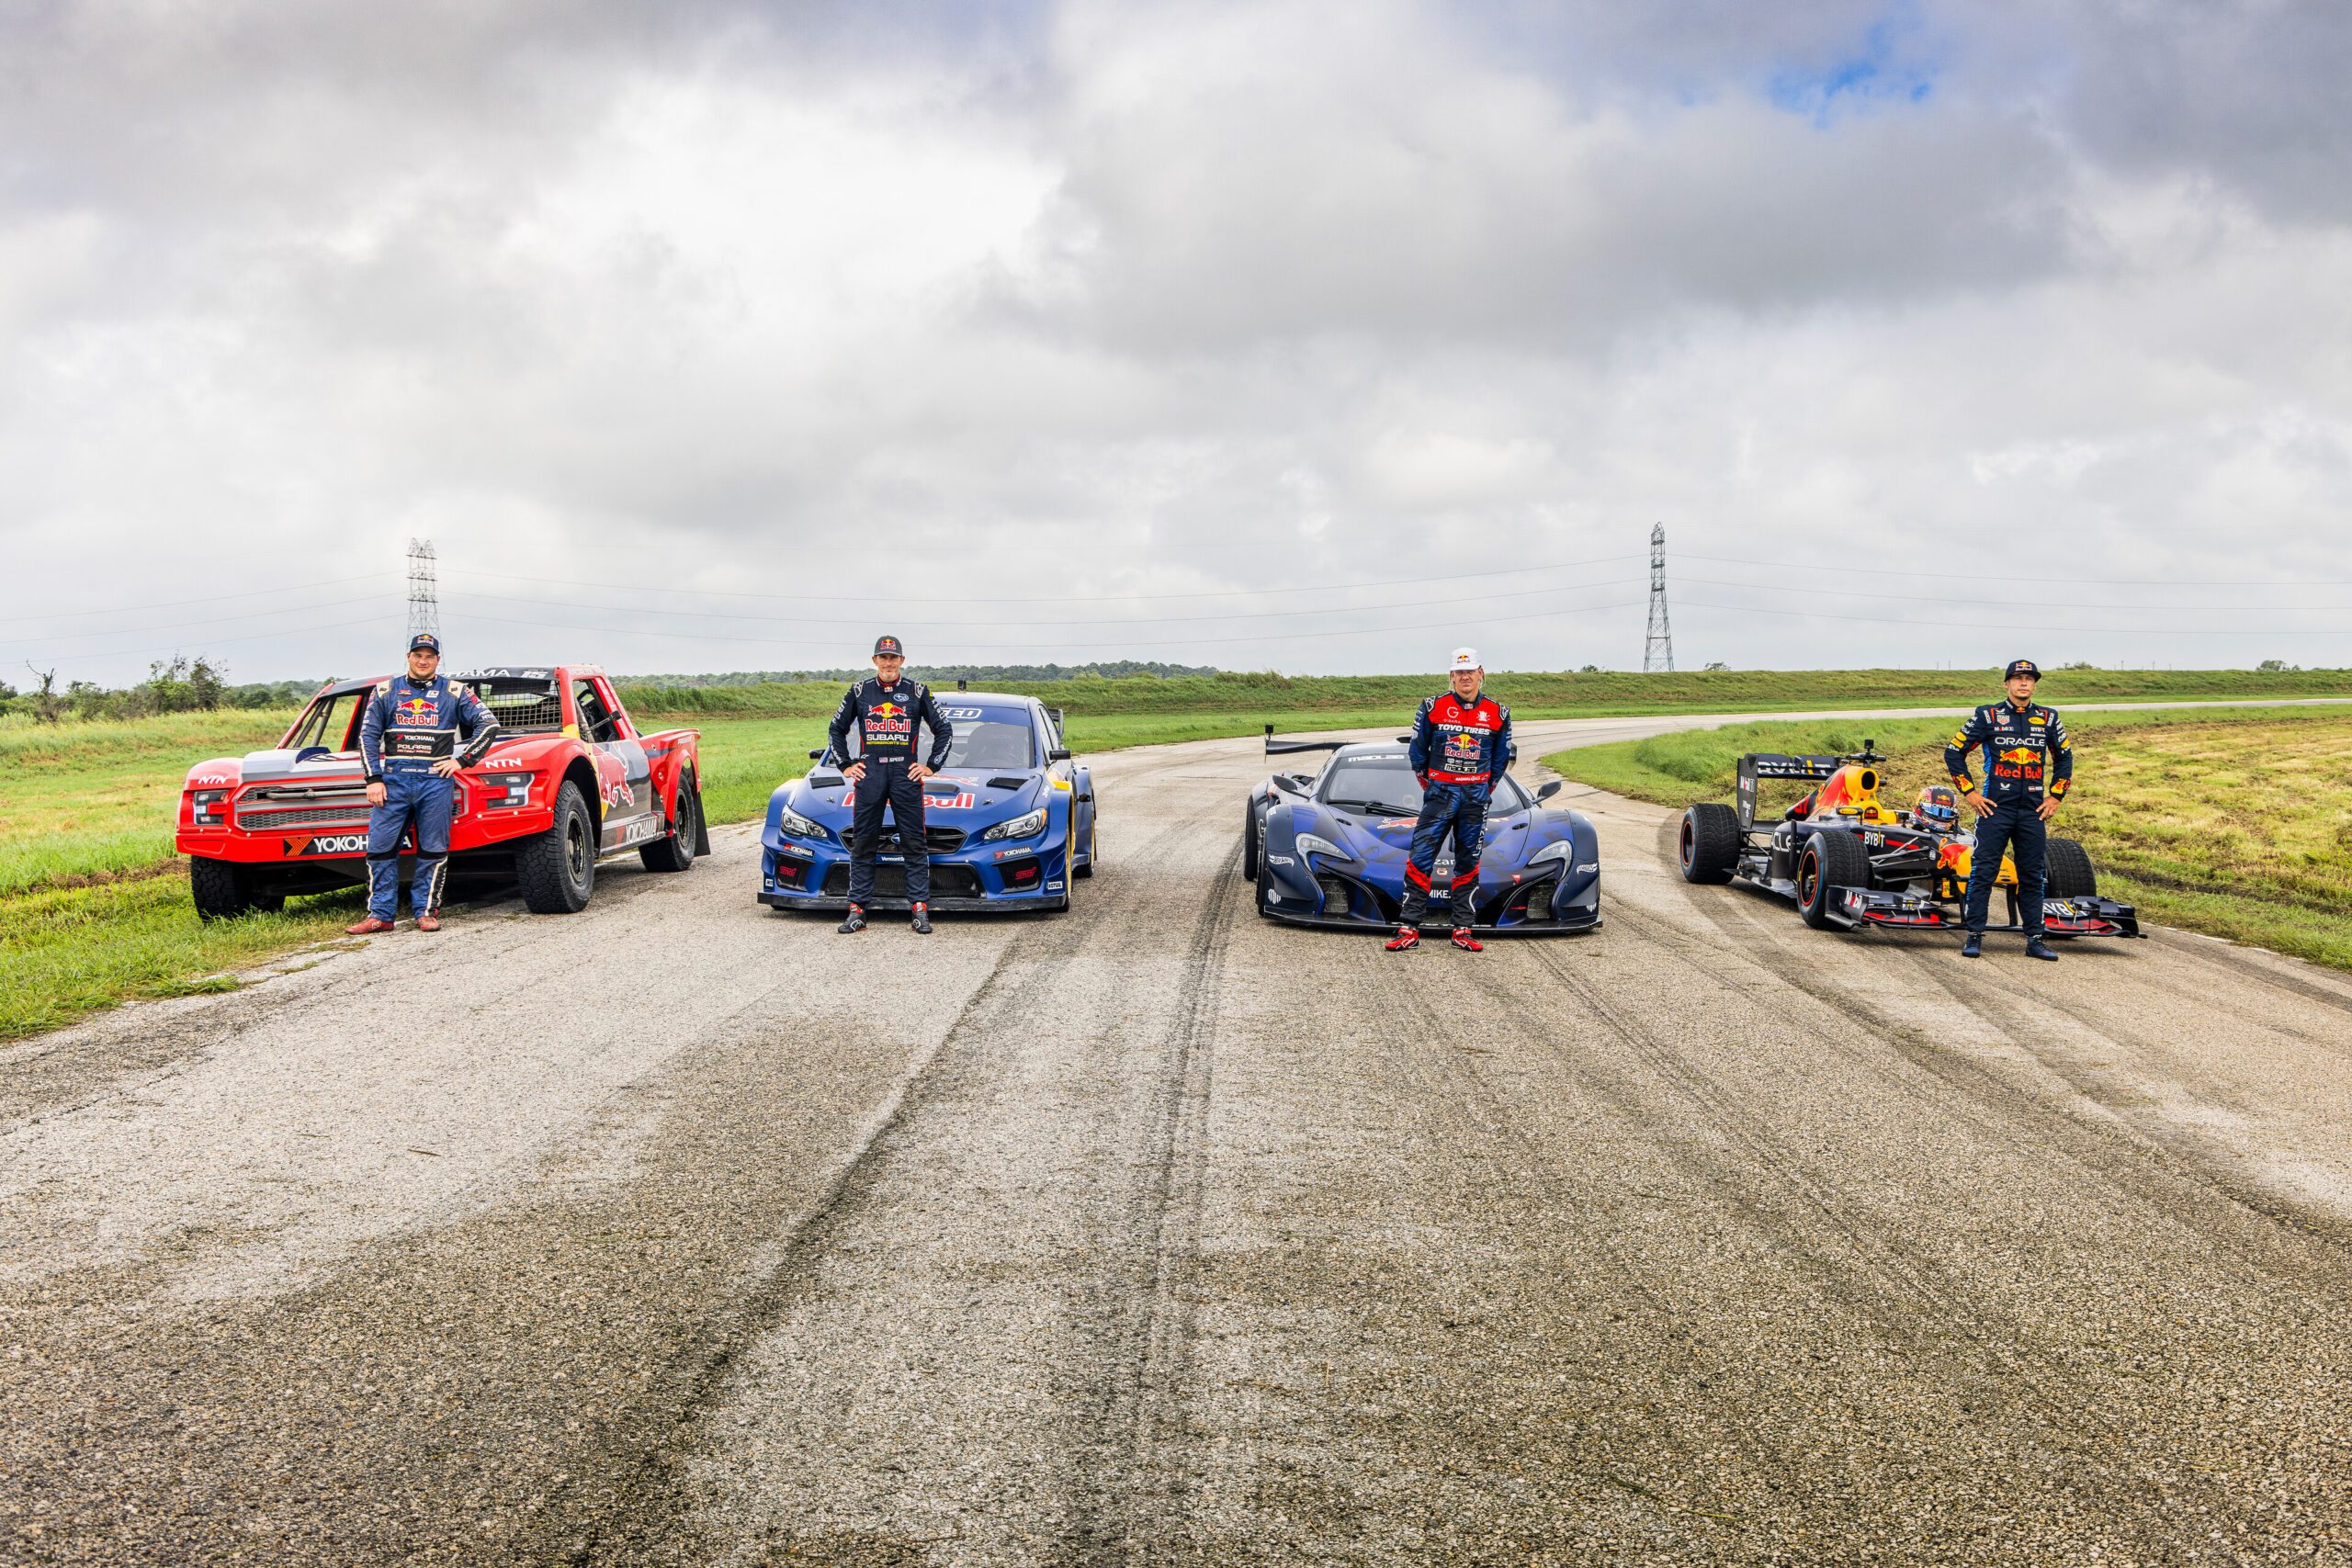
[463,676,565,735]
[1320,756,1531,816]
[934,706,1035,770]
[285,689,365,751]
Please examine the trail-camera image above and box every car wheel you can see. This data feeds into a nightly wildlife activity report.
[189,855,277,920]
[2044,836,2097,899]
[517,780,596,913]
[1797,829,1871,931]
[639,770,701,873]
[1678,803,1741,885]
[1240,802,1261,880]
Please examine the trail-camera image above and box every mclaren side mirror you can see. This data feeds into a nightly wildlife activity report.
[808,749,826,761]
[1271,775,1303,796]
[1048,748,1073,761]
[1537,781,1563,802]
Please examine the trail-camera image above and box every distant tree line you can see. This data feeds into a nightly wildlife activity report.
[2,657,320,724]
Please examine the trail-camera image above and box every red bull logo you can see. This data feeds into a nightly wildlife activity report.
[872,702,907,720]
[397,697,435,719]
[1445,733,1481,757]
[1996,747,2040,764]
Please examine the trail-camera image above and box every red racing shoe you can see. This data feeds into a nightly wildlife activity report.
[345,917,395,935]
[1385,925,1420,952]
[1451,928,1484,953]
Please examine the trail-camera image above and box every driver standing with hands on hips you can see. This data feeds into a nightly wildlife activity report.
[1388,648,1512,953]
[830,636,954,935]
[346,633,497,936]
[1945,658,2071,962]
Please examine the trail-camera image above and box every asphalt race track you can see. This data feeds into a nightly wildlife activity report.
[8,712,2352,1566]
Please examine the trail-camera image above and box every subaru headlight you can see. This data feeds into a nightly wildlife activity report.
[981,807,1047,842]
[1528,838,1574,868]
[1295,831,1354,863]
[776,806,832,841]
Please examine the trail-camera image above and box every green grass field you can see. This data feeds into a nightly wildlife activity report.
[6,666,2350,1042]
[1546,707,2352,971]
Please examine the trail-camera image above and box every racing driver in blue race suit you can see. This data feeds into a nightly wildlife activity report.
[347,633,497,935]
[829,634,955,935]
[1388,647,1513,953]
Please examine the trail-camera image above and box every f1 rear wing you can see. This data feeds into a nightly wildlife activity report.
[1735,752,1844,830]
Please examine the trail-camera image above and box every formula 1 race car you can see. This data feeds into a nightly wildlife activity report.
[1675,739,2139,938]
[176,665,707,919]
[758,692,1096,914]
[1244,728,1600,933]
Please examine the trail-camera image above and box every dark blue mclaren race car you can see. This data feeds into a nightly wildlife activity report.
[1242,729,1601,934]
[758,693,1097,915]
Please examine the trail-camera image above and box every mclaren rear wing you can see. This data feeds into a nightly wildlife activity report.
[1264,723,1349,757]
[1735,752,1844,830]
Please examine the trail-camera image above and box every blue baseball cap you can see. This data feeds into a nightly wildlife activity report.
[409,633,442,655]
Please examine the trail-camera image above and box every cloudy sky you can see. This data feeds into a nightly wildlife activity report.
[5,0,2349,684]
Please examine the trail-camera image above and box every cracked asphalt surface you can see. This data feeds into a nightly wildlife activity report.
[8,713,2352,1565]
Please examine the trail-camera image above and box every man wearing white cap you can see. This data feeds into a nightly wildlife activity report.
[1388,648,1513,952]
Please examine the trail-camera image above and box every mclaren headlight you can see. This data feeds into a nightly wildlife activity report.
[1295,831,1354,863]
[776,806,832,841]
[982,807,1047,842]
[1528,838,1575,869]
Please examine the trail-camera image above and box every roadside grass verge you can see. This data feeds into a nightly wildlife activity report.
[10,672,2350,1043]
[1547,707,2352,972]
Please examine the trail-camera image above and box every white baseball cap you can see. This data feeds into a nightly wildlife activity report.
[1449,647,1481,672]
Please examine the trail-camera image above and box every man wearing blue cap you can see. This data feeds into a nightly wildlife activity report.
[1945,658,2071,961]
[346,633,498,935]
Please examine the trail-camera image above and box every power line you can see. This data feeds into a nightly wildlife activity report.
[442,576,1650,630]
[447,553,1646,605]
[43,615,404,670]
[0,572,383,626]
[1678,597,2352,634]
[1679,552,2352,588]
[455,596,1649,652]
[1673,575,2352,613]
[0,594,399,647]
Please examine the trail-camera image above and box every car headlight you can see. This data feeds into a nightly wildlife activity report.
[1295,831,1354,863]
[480,773,532,807]
[982,807,1047,842]
[189,789,229,827]
[1527,838,1574,867]
[776,806,832,841]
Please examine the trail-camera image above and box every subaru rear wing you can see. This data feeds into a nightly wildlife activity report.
[1735,752,1844,830]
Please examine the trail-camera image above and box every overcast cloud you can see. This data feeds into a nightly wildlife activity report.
[4,0,2349,683]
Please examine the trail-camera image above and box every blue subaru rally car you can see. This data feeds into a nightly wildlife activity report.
[1243,731,1600,933]
[759,692,1097,915]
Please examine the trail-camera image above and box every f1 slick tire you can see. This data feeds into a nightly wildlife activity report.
[1679,803,1741,885]
[189,856,286,921]
[639,770,702,873]
[1240,803,1261,881]
[2044,836,2097,899]
[1797,829,1871,931]
[517,780,596,914]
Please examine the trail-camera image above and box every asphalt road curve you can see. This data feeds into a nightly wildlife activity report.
[9,711,2352,1566]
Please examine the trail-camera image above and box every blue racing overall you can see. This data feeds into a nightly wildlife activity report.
[1944,697,2072,935]
[358,674,497,920]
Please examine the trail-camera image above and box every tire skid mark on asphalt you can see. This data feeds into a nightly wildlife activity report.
[1059,834,1238,1565]
[572,743,1238,1564]
[1623,822,2343,1554]
[543,893,1105,1565]
[1896,950,2352,1277]
[1510,939,2291,1564]
[1370,959,1780,1550]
